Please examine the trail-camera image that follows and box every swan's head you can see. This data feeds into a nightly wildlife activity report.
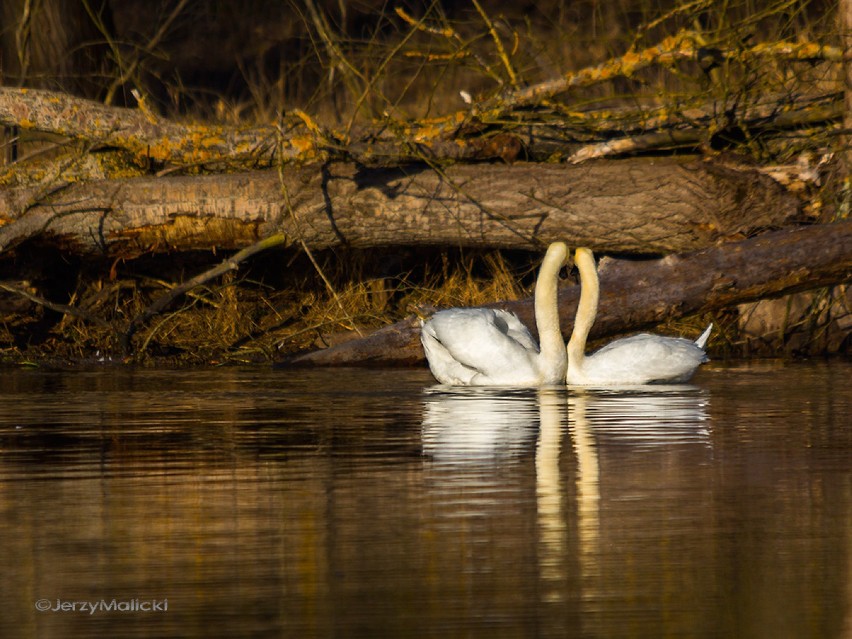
[574,247,596,271]
[546,241,570,267]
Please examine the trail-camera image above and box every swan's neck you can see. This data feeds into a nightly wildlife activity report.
[534,243,568,380]
[567,249,599,379]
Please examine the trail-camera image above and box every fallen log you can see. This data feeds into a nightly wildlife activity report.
[0,87,285,167]
[0,156,799,258]
[283,220,852,366]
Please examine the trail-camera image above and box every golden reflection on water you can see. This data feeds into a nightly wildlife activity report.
[568,392,600,594]
[535,389,567,604]
[0,363,849,638]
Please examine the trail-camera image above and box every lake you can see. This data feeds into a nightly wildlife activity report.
[0,360,849,638]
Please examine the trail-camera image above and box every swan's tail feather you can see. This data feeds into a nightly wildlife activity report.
[695,323,713,349]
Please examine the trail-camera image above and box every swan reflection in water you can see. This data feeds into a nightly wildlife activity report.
[572,385,711,449]
[420,385,570,604]
[420,384,711,463]
[567,386,711,547]
[420,383,712,610]
[421,386,544,465]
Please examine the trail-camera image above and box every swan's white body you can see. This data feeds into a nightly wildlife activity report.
[420,242,569,386]
[566,248,711,386]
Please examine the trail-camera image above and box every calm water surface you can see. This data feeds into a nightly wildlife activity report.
[0,361,849,638]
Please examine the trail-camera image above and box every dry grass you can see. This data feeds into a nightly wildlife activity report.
[0,247,536,365]
[0,245,847,365]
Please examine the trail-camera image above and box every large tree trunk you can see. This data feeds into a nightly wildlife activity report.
[284,220,852,366]
[0,156,800,257]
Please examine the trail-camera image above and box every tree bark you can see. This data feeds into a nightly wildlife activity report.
[0,86,841,171]
[843,0,852,174]
[283,220,852,366]
[0,86,283,166]
[0,156,800,258]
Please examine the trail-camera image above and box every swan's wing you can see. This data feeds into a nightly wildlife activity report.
[491,309,538,351]
[585,333,708,384]
[420,308,539,385]
[420,328,480,385]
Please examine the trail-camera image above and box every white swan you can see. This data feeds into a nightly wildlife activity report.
[420,242,569,386]
[566,248,712,386]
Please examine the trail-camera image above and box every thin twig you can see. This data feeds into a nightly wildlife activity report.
[275,148,364,337]
[122,232,290,354]
[0,282,109,327]
[95,0,192,105]
[303,0,368,114]
[343,13,421,138]
[630,0,713,49]
[14,0,33,81]
[395,7,502,86]
[139,308,185,355]
[471,0,519,89]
